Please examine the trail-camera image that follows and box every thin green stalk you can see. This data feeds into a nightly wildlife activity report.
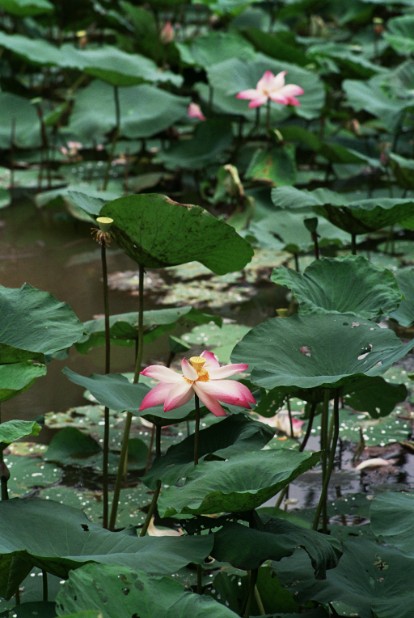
[313,390,340,532]
[110,265,145,530]
[266,99,271,132]
[194,395,200,465]
[254,584,266,615]
[243,569,258,618]
[313,390,330,531]
[101,237,111,529]
[0,405,8,501]
[351,233,357,255]
[140,427,162,537]
[286,397,294,438]
[196,564,202,594]
[42,570,48,602]
[299,401,317,452]
[102,85,121,191]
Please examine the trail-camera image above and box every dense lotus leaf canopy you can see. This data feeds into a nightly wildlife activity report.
[101,193,254,273]
[232,313,414,389]
[272,256,402,319]
[0,498,213,599]
[272,186,414,234]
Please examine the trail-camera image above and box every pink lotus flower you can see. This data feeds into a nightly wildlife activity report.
[187,102,206,121]
[236,70,304,109]
[139,350,255,417]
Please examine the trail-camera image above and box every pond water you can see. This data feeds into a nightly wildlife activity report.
[0,200,146,422]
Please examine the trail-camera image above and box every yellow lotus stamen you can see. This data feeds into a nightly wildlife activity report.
[189,356,209,381]
[189,356,206,371]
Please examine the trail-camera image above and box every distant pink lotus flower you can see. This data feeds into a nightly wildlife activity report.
[140,351,255,417]
[160,21,174,44]
[187,102,206,121]
[236,70,304,109]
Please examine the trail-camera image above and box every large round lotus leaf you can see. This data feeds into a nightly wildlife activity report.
[181,31,256,67]
[158,449,319,517]
[271,186,414,234]
[0,32,65,65]
[56,563,238,618]
[370,492,414,554]
[231,314,414,390]
[384,15,414,54]
[390,268,414,326]
[272,256,401,319]
[0,0,53,15]
[0,284,84,360]
[68,81,187,143]
[100,194,253,273]
[0,498,213,599]
[284,537,414,618]
[0,362,46,401]
[343,76,409,129]
[206,54,325,120]
[0,92,41,149]
[77,46,181,87]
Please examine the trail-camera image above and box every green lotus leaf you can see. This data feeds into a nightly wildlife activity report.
[343,75,410,129]
[231,314,414,390]
[0,285,84,362]
[343,375,407,418]
[206,54,325,120]
[271,186,414,234]
[246,145,297,186]
[76,307,221,354]
[384,15,414,55]
[0,498,213,599]
[100,193,253,273]
[212,518,340,576]
[158,449,319,517]
[144,414,274,488]
[0,0,53,15]
[179,31,255,67]
[77,46,181,87]
[271,256,402,319]
[68,81,188,143]
[156,119,233,170]
[0,363,46,402]
[0,420,41,446]
[370,491,414,554]
[280,537,414,618]
[0,92,41,149]
[62,369,196,423]
[55,563,238,618]
[390,268,414,327]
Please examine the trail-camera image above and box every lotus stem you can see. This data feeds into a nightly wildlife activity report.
[286,397,294,438]
[313,389,340,532]
[243,569,259,618]
[299,401,317,452]
[101,234,111,529]
[313,389,330,531]
[42,569,48,601]
[351,233,357,255]
[0,405,9,501]
[110,264,145,530]
[102,84,121,191]
[194,395,200,465]
[266,99,271,132]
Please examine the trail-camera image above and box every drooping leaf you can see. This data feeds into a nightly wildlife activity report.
[246,145,297,186]
[0,363,46,402]
[212,517,340,576]
[343,375,407,418]
[0,420,41,446]
[0,285,84,362]
[158,449,319,517]
[0,0,53,16]
[271,186,414,234]
[271,256,402,319]
[232,314,414,390]
[0,92,41,149]
[144,414,274,488]
[100,194,253,274]
[384,15,414,55]
[0,498,213,599]
[55,563,238,618]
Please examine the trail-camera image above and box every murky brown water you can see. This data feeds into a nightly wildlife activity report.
[0,200,149,421]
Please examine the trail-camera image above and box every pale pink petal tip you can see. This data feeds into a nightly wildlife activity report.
[187,102,206,121]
